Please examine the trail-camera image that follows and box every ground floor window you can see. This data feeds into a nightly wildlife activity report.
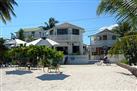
[72,46,80,54]
[56,47,68,55]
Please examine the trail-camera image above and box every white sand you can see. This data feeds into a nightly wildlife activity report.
[0,64,137,91]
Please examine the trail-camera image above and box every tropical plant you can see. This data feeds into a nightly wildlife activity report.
[7,46,64,70]
[18,29,25,40]
[97,0,137,65]
[41,17,59,30]
[0,38,7,64]
[0,0,17,23]
[97,0,137,30]
[112,22,131,37]
[109,32,137,65]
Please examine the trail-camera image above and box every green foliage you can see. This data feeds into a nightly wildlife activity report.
[112,22,131,37]
[97,0,137,30]
[120,60,129,65]
[109,33,137,65]
[7,46,64,67]
[41,17,59,30]
[0,0,17,24]
[11,60,17,65]
[0,38,7,63]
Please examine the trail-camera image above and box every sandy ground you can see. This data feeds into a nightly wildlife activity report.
[0,64,137,91]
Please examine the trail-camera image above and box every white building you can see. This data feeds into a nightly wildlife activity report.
[16,23,88,64]
[89,29,118,60]
[16,27,46,42]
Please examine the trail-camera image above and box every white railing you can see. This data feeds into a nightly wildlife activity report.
[91,40,116,46]
[48,35,81,42]
[63,55,89,64]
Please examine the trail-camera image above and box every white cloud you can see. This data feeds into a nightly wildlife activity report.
[99,24,118,31]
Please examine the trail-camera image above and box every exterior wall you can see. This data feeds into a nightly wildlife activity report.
[89,54,125,63]
[62,55,89,64]
[89,30,117,60]
[16,29,46,41]
[48,27,84,55]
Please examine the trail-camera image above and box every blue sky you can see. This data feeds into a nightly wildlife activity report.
[0,0,117,44]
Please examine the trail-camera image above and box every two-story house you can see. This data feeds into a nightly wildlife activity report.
[47,23,85,55]
[16,27,47,42]
[15,23,88,64]
[89,29,118,60]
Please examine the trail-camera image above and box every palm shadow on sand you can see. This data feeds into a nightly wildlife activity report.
[116,72,133,76]
[6,70,33,75]
[36,73,70,81]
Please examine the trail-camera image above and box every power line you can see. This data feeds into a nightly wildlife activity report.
[18,0,98,3]
[0,16,114,28]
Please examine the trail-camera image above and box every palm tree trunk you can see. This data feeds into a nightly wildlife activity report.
[117,63,137,77]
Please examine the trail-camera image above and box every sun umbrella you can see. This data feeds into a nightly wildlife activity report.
[26,38,59,46]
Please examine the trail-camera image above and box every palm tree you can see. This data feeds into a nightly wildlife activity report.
[0,0,17,24]
[41,17,59,30]
[109,32,137,65]
[97,0,137,65]
[97,0,137,30]
[0,38,7,65]
[112,22,131,37]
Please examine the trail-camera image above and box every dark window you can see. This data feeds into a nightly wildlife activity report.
[112,35,116,40]
[72,29,79,35]
[50,30,54,35]
[31,31,35,37]
[103,35,107,40]
[99,36,102,40]
[57,29,68,35]
[73,46,80,54]
[56,47,68,54]
[39,32,41,37]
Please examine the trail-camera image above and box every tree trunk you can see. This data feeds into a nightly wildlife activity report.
[117,63,137,77]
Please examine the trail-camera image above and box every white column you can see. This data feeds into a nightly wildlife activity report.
[68,45,72,54]
[80,43,83,55]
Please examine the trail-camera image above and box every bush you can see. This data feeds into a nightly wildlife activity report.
[11,60,17,65]
[120,59,129,64]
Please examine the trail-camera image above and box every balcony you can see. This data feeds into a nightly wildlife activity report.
[48,35,81,42]
[91,40,116,47]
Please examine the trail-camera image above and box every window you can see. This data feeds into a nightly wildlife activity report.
[50,30,54,35]
[72,29,79,35]
[103,35,107,40]
[112,35,116,40]
[73,46,80,54]
[39,32,41,37]
[31,31,35,37]
[57,29,68,35]
[99,36,102,40]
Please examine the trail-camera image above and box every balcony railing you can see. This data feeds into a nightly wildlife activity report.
[91,40,116,46]
[48,35,81,42]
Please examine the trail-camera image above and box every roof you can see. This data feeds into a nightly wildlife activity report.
[48,22,85,32]
[89,29,117,37]
[26,38,59,46]
[16,27,44,33]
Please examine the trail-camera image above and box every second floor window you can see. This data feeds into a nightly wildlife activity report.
[31,31,35,37]
[103,35,107,40]
[39,32,41,37]
[50,30,54,35]
[72,29,79,35]
[57,29,68,35]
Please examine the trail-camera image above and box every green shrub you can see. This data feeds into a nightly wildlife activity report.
[11,60,17,65]
[120,59,129,64]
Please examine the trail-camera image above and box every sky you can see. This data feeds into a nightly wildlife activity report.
[0,0,117,44]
